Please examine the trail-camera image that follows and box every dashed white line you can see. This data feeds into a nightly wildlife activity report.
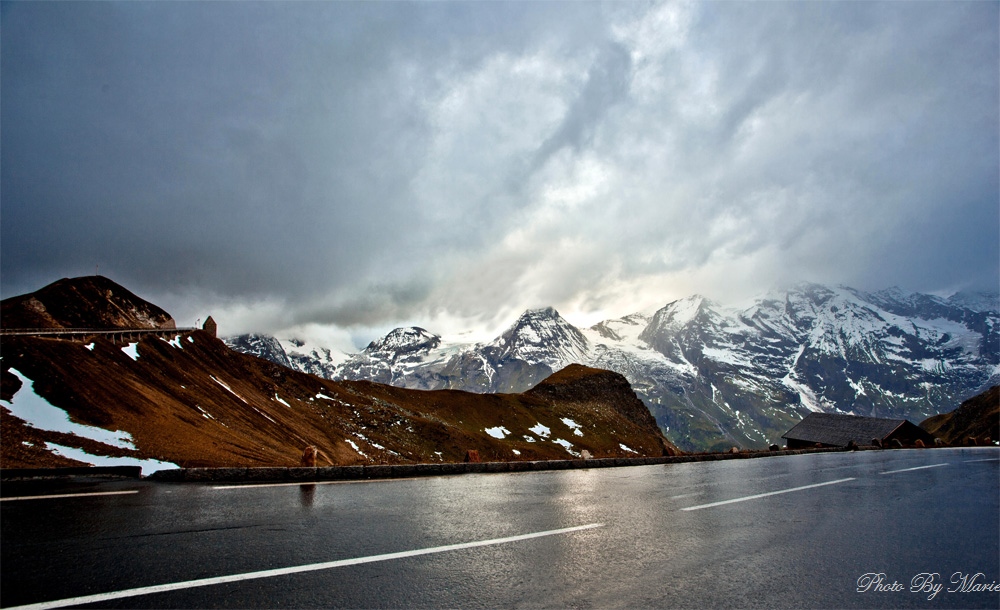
[4,522,605,610]
[0,490,139,502]
[681,478,856,511]
[965,458,1000,463]
[880,463,948,475]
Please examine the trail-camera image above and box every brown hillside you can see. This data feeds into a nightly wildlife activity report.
[1,275,175,330]
[1,331,676,469]
[1,277,677,470]
[920,385,999,444]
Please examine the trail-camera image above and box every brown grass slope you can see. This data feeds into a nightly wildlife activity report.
[1,276,677,470]
[920,385,999,444]
[1,275,175,330]
[1,331,677,469]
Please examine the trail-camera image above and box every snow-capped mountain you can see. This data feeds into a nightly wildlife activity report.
[615,285,999,450]
[335,308,591,393]
[337,327,447,386]
[945,290,1000,313]
[225,284,999,452]
[494,307,590,367]
[222,334,344,379]
[223,333,293,369]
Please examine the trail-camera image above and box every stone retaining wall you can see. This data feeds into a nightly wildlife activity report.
[148,447,851,483]
[0,466,142,480]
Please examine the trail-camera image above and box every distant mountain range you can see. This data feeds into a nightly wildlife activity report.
[226,284,1000,452]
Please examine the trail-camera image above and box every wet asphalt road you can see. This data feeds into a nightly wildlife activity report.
[2,448,998,609]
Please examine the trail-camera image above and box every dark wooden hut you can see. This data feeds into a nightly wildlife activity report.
[781,413,934,449]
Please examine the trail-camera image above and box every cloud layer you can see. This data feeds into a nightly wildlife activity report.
[3,1,997,342]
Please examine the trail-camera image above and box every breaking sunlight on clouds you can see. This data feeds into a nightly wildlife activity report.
[2,1,997,345]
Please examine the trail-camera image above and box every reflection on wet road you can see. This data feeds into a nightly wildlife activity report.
[2,448,997,609]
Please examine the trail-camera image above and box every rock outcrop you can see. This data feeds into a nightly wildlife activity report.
[920,386,999,445]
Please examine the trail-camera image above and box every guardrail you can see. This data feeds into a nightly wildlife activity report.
[0,327,199,343]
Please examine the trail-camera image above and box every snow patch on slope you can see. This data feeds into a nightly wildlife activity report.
[485,426,510,439]
[121,343,139,361]
[3,368,177,474]
[45,442,176,476]
[4,369,137,449]
[529,423,551,438]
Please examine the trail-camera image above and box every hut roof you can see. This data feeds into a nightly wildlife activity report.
[782,413,911,447]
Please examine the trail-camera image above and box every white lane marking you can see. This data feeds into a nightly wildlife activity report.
[670,493,698,499]
[0,490,139,502]
[5,523,605,610]
[965,458,1000,463]
[880,463,948,475]
[681,478,856,511]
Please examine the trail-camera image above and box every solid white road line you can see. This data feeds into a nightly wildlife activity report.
[880,463,948,475]
[4,522,606,610]
[681,478,856,511]
[0,490,138,502]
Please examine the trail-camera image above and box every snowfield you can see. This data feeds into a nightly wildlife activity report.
[3,368,177,475]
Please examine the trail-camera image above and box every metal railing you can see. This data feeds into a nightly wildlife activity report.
[0,327,199,342]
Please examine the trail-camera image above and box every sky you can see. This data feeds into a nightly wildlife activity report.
[3,1,998,350]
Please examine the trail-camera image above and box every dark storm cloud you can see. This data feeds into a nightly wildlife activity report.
[2,2,430,298]
[2,1,996,337]
[0,1,600,309]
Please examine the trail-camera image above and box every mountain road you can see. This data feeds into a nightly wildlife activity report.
[2,448,997,609]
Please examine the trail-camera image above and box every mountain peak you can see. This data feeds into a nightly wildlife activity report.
[518,306,561,320]
[506,307,567,331]
[645,294,713,330]
[948,290,1000,314]
[365,327,441,354]
[1,275,176,330]
[495,307,589,367]
[223,333,292,369]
